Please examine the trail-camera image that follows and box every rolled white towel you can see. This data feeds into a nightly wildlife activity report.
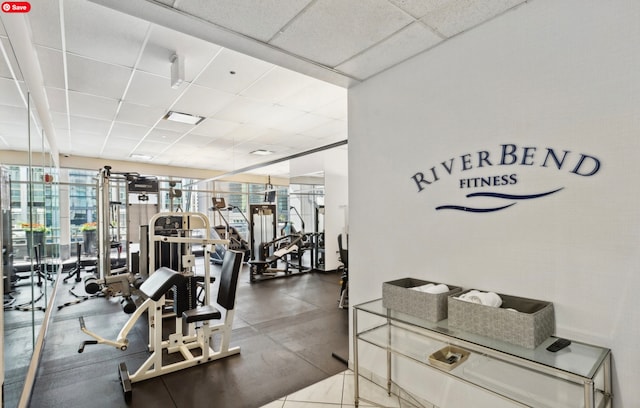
[479,292,502,307]
[464,294,483,304]
[457,290,482,303]
[410,283,435,292]
[457,290,502,307]
[423,283,450,294]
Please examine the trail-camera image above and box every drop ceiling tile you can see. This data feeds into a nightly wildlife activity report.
[251,128,295,146]
[159,144,197,157]
[337,22,442,80]
[171,85,236,118]
[0,104,26,125]
[240,66,316,103]
[69,91,119,121]
[125,70,186,108]
[36,46,65,89]
[0,123,28,143]
[27,0,62,49]
[116,102,166,127]
[179,133,217,147]
[104,136,141,153]
[312,98,347,120]
[0,134,27,149]
[222,123,268,144]
[247,104,305,129]
[212,96,271,124]
[271,112,332,134]
[278,81,346,112]
[421,0,525,37]
[277,133,320,150]
[0,77,24,107]
[388,0,452,18]
[66,54,132,100]
[100,146,133,160]
[145,128,183,143]
[194,48,273,94]
[70,115,112,136]
[300,118,347,139]
[62,0,150,67]
[137,24,222,82]
[101,150,134,162]
[0,38,24,81]
[50,112,70,130]
[45,87,66,114]
[190,118,239,138]
[66,131,106,153]
[270,0,414,67]
[110,122,150,141]
[202,138,236,151]
[232,141,270,155]
[176,0,313,42]
[134,139,172,155]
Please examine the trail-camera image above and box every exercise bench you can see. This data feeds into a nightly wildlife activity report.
[79,249,244,401]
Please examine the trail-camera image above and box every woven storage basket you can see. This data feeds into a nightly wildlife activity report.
[448,290,555,349]
[382,277,463,322]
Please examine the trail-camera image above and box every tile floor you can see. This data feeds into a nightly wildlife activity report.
[260,370,428,408]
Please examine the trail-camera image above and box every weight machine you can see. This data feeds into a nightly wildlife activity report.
[247,204,312,282]
[78,212,236,401]
[209,197,250,264]
[79,166,160,313]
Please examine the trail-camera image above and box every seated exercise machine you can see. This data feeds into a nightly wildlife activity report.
[79,245,242,401]
[248,233,311,282]
[247,204,313,282]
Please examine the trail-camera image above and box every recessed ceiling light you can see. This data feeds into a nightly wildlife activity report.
[163,111,205,125]
[250,149,274,156]
[130,153,153,160]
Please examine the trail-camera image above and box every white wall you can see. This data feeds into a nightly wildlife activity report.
[349,0,639,406]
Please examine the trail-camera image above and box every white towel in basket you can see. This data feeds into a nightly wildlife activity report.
[457,290,502,307]
[410,283,449,294]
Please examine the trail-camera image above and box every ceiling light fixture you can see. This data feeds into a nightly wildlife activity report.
[170,54,184,89]
[130,153,153,160]
[250,149,274,156]
[164,110,205,125]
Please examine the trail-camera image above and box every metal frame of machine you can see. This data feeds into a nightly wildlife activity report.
[79,212,235,401]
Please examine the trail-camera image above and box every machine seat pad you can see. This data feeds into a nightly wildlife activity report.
[183,304,222,323]
[140,267,185,301]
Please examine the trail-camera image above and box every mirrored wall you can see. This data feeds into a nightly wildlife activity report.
[2,94,59,408]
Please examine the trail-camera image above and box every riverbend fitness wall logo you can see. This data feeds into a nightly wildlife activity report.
[410,144,601,213]
[2,2,30,13]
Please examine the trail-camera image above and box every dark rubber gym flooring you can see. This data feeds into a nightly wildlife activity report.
[25,263,349,408]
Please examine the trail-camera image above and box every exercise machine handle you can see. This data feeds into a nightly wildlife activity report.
[78,316,128,352]
[78,340,98,353]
